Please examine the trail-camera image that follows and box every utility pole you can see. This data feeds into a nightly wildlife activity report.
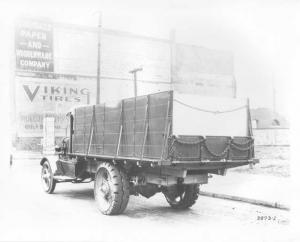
[169,29,176,90]
[129,67,143,97]
[233,76,237,98]
[272,80,277,115]
[96,12,102,104]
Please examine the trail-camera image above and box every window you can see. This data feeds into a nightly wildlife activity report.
[272,119,280,126]
[252,119,259,129]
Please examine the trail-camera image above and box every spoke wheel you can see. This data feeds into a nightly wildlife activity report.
[163,184,199,209]
[94,162,129,215]
[41,160,56,194]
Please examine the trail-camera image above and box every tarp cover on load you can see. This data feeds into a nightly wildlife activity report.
[173,93,248,136]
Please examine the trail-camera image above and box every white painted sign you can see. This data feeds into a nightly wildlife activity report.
[15,75,96,137]
[15,18,54,72]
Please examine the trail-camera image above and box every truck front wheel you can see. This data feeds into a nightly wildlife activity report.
[41,160,56,194]
[94,162,130,215]
[163,184,199,209]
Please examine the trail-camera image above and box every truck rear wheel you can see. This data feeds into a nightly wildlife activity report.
[94,162,130,215]
[163,184,199,209]
[41,160,56,194]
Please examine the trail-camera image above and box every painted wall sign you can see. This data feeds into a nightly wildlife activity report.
[15,18,54,72]
[13,17,236,139]
[15,76,96,137]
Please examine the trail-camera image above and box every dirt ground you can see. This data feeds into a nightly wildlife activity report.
[232,146,290,177]
[0,158,293,242]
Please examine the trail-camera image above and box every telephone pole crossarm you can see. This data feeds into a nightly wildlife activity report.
[129,67,143,97]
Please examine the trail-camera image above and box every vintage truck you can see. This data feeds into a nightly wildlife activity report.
[40,91,258,215]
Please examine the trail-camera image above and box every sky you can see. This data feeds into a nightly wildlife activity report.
[0,0,299,121]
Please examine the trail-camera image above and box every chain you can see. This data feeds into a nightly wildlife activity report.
[174,99,247,114]
[202,141,231,158]
[169,136,254,159]
[231,142,254,151]
[168,137,180,159]
[173,136,204,145]
[231,138,253,146]
[230,138,253,151]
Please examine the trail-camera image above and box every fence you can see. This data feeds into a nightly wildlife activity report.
[253,128,289,146]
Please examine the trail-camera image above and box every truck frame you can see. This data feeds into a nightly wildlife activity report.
[40,91,258,215]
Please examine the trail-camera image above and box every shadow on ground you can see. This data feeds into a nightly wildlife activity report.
[55,187,94,200]
[51,186,198,220]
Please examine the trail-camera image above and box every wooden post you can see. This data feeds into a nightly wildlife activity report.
[161,99,171,160]
[96,13,102,104]
[233,76,237,98]
[169,29,176,90]
[116,101,123,157]
[140,95,150,160]
[247,98,254,169]
[87,122,94,155]
[69,112,74,153]
[129,67,143,97]
[102,104,105,154]
[86,107,95,155]
[133,72,137,97]
[116,125,122,157]
[247,98,253,137]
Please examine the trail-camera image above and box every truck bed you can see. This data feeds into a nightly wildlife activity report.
[70,91,254,168]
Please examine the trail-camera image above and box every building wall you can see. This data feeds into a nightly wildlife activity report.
[100,29,171,102]
[14,17,235,143]
[173,43,234,97]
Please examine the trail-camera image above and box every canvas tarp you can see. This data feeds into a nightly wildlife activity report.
[173,92,248,137]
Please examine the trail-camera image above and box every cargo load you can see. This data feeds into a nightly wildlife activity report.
[40,91,258,215]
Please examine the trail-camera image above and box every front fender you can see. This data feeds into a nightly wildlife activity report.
[40,155,59,174]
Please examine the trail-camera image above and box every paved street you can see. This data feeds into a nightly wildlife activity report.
[0,159,292,242]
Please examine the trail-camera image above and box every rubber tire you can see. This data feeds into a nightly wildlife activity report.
[41,160,56,194]
[164,184,199,209]
[94,162,130,215]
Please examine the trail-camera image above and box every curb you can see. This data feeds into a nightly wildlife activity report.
[199,191,290,211]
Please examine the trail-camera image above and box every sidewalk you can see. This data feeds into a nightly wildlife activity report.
[201,171,291,206]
